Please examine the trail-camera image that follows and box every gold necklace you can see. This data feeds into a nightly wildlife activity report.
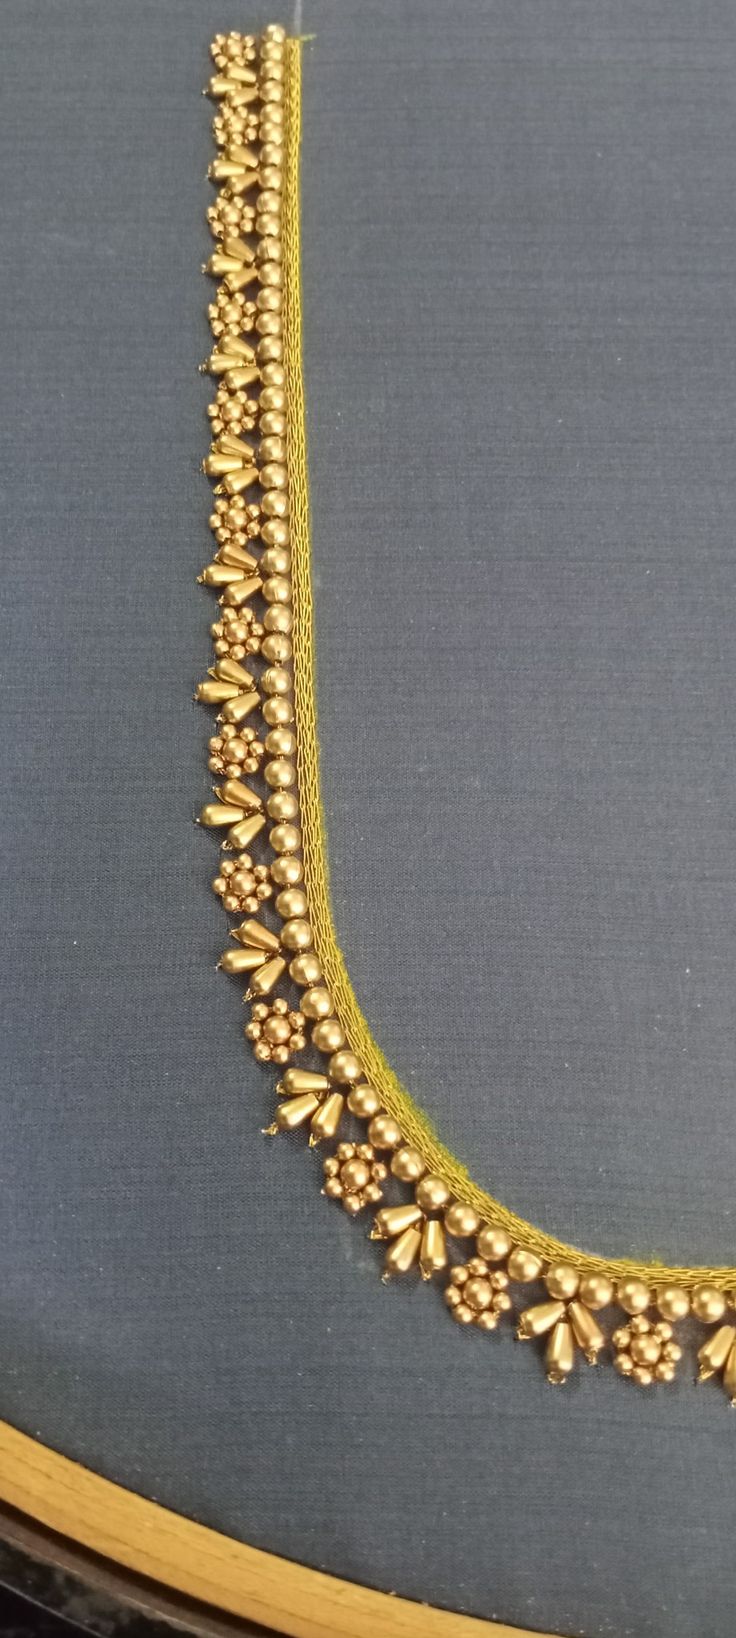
[197,25,736,1401]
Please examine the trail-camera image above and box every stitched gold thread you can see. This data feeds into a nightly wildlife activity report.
[282,39,736,1288]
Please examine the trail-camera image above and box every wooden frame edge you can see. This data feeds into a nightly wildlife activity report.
[0,1419,553,1638]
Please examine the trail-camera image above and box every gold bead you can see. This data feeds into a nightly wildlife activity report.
[390,1146,426,1183]
[218,947,265,975]
[544,1263,580,1302]
[656,1285,690,1323]
[248,955,286,995]
[568,1301,605,1361]
[630,1334,660,1367]
[578,1273,614,1311]
[269,822,300,853]
[697,1324,736,1381]
[263,697,294,727]
[415,1174,451,1214]
[227,813,266,850]
[312,1018,345,1053]
[464,1276,493,1312]
[279,1069,329,1096]
[347,1083,381,1119]
[269,1091,321,1132]
[616,1277,651,1315]
[546,1319,575,1384]
[372,1204,423,1240]
[367,1114,402,1149]
[382,1225,422,1280]
[328,1049,362,1084]
[418,1217,448,1280]
[517,1300,566,1340]
[442,1201,480,1239]
[280,918,312,952]
[309,1092,344,1145]
[272,856,303,887]
[266,791,298,821]
[476,1227,512,1264]
[289,952,321,985]
[299,985,333,1020]
[275,888,308,920]
[264,757,296,788]
[631,1365,654,1388]
[507,1247,544,1284]
[691,1283,727,1325]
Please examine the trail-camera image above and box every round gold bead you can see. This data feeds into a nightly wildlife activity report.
[390,1146,426,1183]
[260,461,287,489]
[272,857,303,888]
[443,1202,481,1239]
[266,791,298,821]
[261,487,288,517]
[262,696,294,726]
[453,1303,474,1326]
[656,1285,690,1323]
[578,1273,614,1311]
[265,728,296,757]
[367,1114,403,1149]
[464,1277,493,1312]
[312,1018,345,1053]
[415,1174,451,1213]
[476,1227,513,1264]
[616,1278,651,1315]
[341,1159,371,1193]
[691,1283,727,1324]
[261,665,291,695]
[260,547,291,575]
[280,919,312,952]
[261,576,291,606]
[507,1247,544,1283]
[328,1049,362,1085]
[347,1084,381,1119]
[300,986,333,1020]
[544,1263,580,1302]
[260,358,284,383]
[631,1365,653,1387]
[264,758,296,789]
[288,951,320,985]
[629,1333,660,1368]
[269,823,301,853]
[275,887,308,920]
[260,634,292,665]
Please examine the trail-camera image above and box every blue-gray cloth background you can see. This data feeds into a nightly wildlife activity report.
[1,3,735,1635]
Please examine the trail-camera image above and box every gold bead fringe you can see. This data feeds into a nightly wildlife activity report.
[197,26,736,1403]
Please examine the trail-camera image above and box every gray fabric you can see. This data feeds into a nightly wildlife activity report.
[0,3,735,1636]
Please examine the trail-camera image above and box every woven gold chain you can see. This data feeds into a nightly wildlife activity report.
[196,27,736,1400]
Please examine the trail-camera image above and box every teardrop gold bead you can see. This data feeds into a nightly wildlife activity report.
[207,74,240,98]
[223,365,261,390]
[222,576,262,607]
[371,1204,423,1242]
[517,1300,566,1340]
[225,265,260,294]
[214,542,258,570]
[723,1340,736,1404]
[195,679,243,704]
[419,1219,448,1280]
[269,1092,321,1132]
[382,1225,422,1280]
[545,1319,575,1383]
[231,919,280,953]
[568,1300,606,1361]
[212,657,255,687]
[220,690,260,724]
[205,252,245,277]
[219,946,266,975]
[217,432,257,459]
[226,812,266,849]
[222,236,256,264]
[248,954,286,995]
[697,1324,736,1381]
[217,778,262,812]
[198,563,248,587]
[221,466,260,496]
[279,1069,330,1096]
[198,802,245,828]
[309,1092,345,1146]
